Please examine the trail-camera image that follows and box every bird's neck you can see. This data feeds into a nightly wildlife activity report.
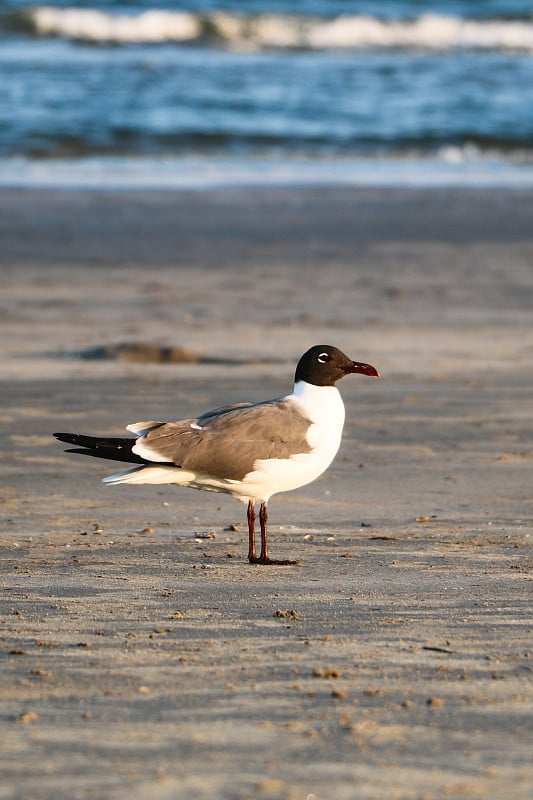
[289,380,345,427]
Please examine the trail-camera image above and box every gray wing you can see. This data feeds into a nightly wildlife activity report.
[196,401,255,424]
[132,399,312,481]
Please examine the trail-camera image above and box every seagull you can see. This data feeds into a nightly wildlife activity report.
[54,345,379,565]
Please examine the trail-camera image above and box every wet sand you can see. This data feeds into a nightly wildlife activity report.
[1,186,532,800]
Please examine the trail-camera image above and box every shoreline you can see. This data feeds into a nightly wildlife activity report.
[3,154,533,191]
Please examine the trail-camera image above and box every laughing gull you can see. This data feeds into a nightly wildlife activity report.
[54,345,379,565]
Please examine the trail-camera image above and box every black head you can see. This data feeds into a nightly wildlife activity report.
[294,345,380,387]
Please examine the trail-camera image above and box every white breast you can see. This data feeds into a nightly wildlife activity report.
[234,380,346,503]
[290,379,345,432]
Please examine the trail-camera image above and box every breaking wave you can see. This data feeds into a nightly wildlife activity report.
[18,7,533,52]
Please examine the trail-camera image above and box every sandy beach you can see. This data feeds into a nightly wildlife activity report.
[1,185,532,800]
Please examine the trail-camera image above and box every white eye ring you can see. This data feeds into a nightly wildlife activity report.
[317,352,329,363]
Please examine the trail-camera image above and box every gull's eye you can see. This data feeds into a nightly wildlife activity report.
[317,352,330,364]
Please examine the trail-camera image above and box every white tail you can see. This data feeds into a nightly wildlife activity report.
[102,465,184,485]
[126,421,163,436]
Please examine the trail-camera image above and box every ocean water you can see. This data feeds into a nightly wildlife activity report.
[1,0,533,186]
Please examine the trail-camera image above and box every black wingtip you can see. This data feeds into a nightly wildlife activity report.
[53,432,150,465]
[54,432,79,445]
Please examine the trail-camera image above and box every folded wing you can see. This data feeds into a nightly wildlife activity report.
[133,399,312,482]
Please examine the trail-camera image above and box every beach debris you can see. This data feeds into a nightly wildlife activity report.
[17,711,39,724]
[416,516,430,523]
[274,609,301,620]
[313,667,341,678]
[141,527,154,535]
[195,530,217,539]
[422,645,455,654]
[426,697,444,707]
[73,342,283,366]
[79,343,201,364]
[331,688,347,699]
[363,688,386,697]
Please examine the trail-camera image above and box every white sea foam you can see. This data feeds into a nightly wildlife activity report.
[31,7,201,44]
[305,14,533,52]
[29,7,533,52]
[3,154,533,190]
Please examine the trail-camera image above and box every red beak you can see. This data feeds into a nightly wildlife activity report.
[347,361,380,377]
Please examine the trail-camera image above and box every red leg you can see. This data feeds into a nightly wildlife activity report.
[250,501,298,566]
[259,501,269,561]
[247,500,256,562]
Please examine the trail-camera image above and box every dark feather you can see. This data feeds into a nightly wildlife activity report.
[53,432,170,465]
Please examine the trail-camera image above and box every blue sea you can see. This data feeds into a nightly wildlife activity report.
[2,0,533,186]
